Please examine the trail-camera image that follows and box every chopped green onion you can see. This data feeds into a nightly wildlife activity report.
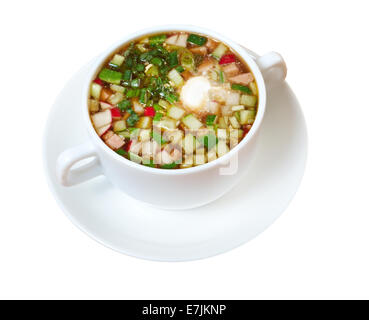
[187,34,207,46]
[231,83,252,94]
[206,115,217,125]
[198,133,218,149]
[126,112,139,126]
[98,68,122,85]
[168,51,179,67]
[153,104,162,112]
[131,78,141,88]
[219,70,225,83]
[149,34,167,45]
[139,88,147,104]
[117,100,131,111]
[153,113,163,122]
[135,64,145,72]
[180,49,195,72]
[143,159,155,167]
[151,57,163,66]
[123,70,132,81]
[126,88,140,98]
[161,162,177,169]
[116,149,129,157]
[176,66,185,73]
[152,130,166,144]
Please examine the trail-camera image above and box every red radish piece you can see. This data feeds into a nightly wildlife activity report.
[91,110,112,129]
[219,54,236,65]
[144,107,156,117]
[100,101,113,110]
[96,124,111,137]
[110,107,121,119]
[124,140,132,151]
[94,78,104,85]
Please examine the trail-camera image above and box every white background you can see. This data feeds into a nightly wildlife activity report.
[0,0,368,300]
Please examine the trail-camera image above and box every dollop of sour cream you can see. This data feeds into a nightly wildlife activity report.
[180,76,211,112]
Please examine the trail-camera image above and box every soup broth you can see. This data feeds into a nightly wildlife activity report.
[89,31,258,169]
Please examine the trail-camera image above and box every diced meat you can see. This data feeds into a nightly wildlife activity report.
[198,59,215,74]
[229,72,254,86]
[206,38,217,51]
[165,35,178,45]
[181,70,192,81]
[221,63,239,77]
[171,148,182,162]
[100,87,113,102]
[129,140,142,155]
[176,34,188,47]
[105,133,125,150]
[102,130,114,142]
[190,46,207,55]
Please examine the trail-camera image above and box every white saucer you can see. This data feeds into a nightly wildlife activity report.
[43,51,307,262]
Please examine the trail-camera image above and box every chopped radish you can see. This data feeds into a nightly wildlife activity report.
[219,54,236,65]
[105,134,125,150]
[144,107,156,117]
[94,78,103,85]
[100,101,113,110]
[96,124,111,137]
[91,110,112,129]
[110,107,121,119]
[124,140,133,151]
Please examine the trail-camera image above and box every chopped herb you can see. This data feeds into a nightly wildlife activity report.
[149,34,167,45]
[126,88,140,98]
[231,83,252,94]
[153,112,163,122]
[126,111,139,126]
[117,100,131,111]
[198,133,218,149]
[168,51,179,67]
[131,78,141,88]
[206,115,217,125]
[151,57,163,66]
[187,34,207,46]
[176,66,185,73]
[123,70,132,81]
[139,88,147,104]
[161,162,177,169]
[116,149,128,157]
[219,70,225,83]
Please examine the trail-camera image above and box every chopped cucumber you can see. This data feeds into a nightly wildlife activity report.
[182,114,203,130]
[89,99,99,112]
[217,140,229,157]
[231,105,245,112]
[240,110,256,125]
[110,84,125,93]
[129,152,142,164]
[108,92,124,105]
[249,81,258,95]
[168,69,184,87]
[183,134,196,154]
[158,99,170,109]
[98,68,122,85]
[117,130,130,139]
[167,106,185,120]
[240,94,257,107]
[212,43,227,60]
[113,120,126,132]
[229,116,241,129]
[136,116,152,129]
[139,129,151,142]
[158,117,177,130]
[110,54,125,67]
[91,83,102,100]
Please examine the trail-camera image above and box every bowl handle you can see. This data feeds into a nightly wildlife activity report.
[255,52,287,87]
[56,141,103,186]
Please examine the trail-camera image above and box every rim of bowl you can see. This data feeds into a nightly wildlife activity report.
[83,24,266,176]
